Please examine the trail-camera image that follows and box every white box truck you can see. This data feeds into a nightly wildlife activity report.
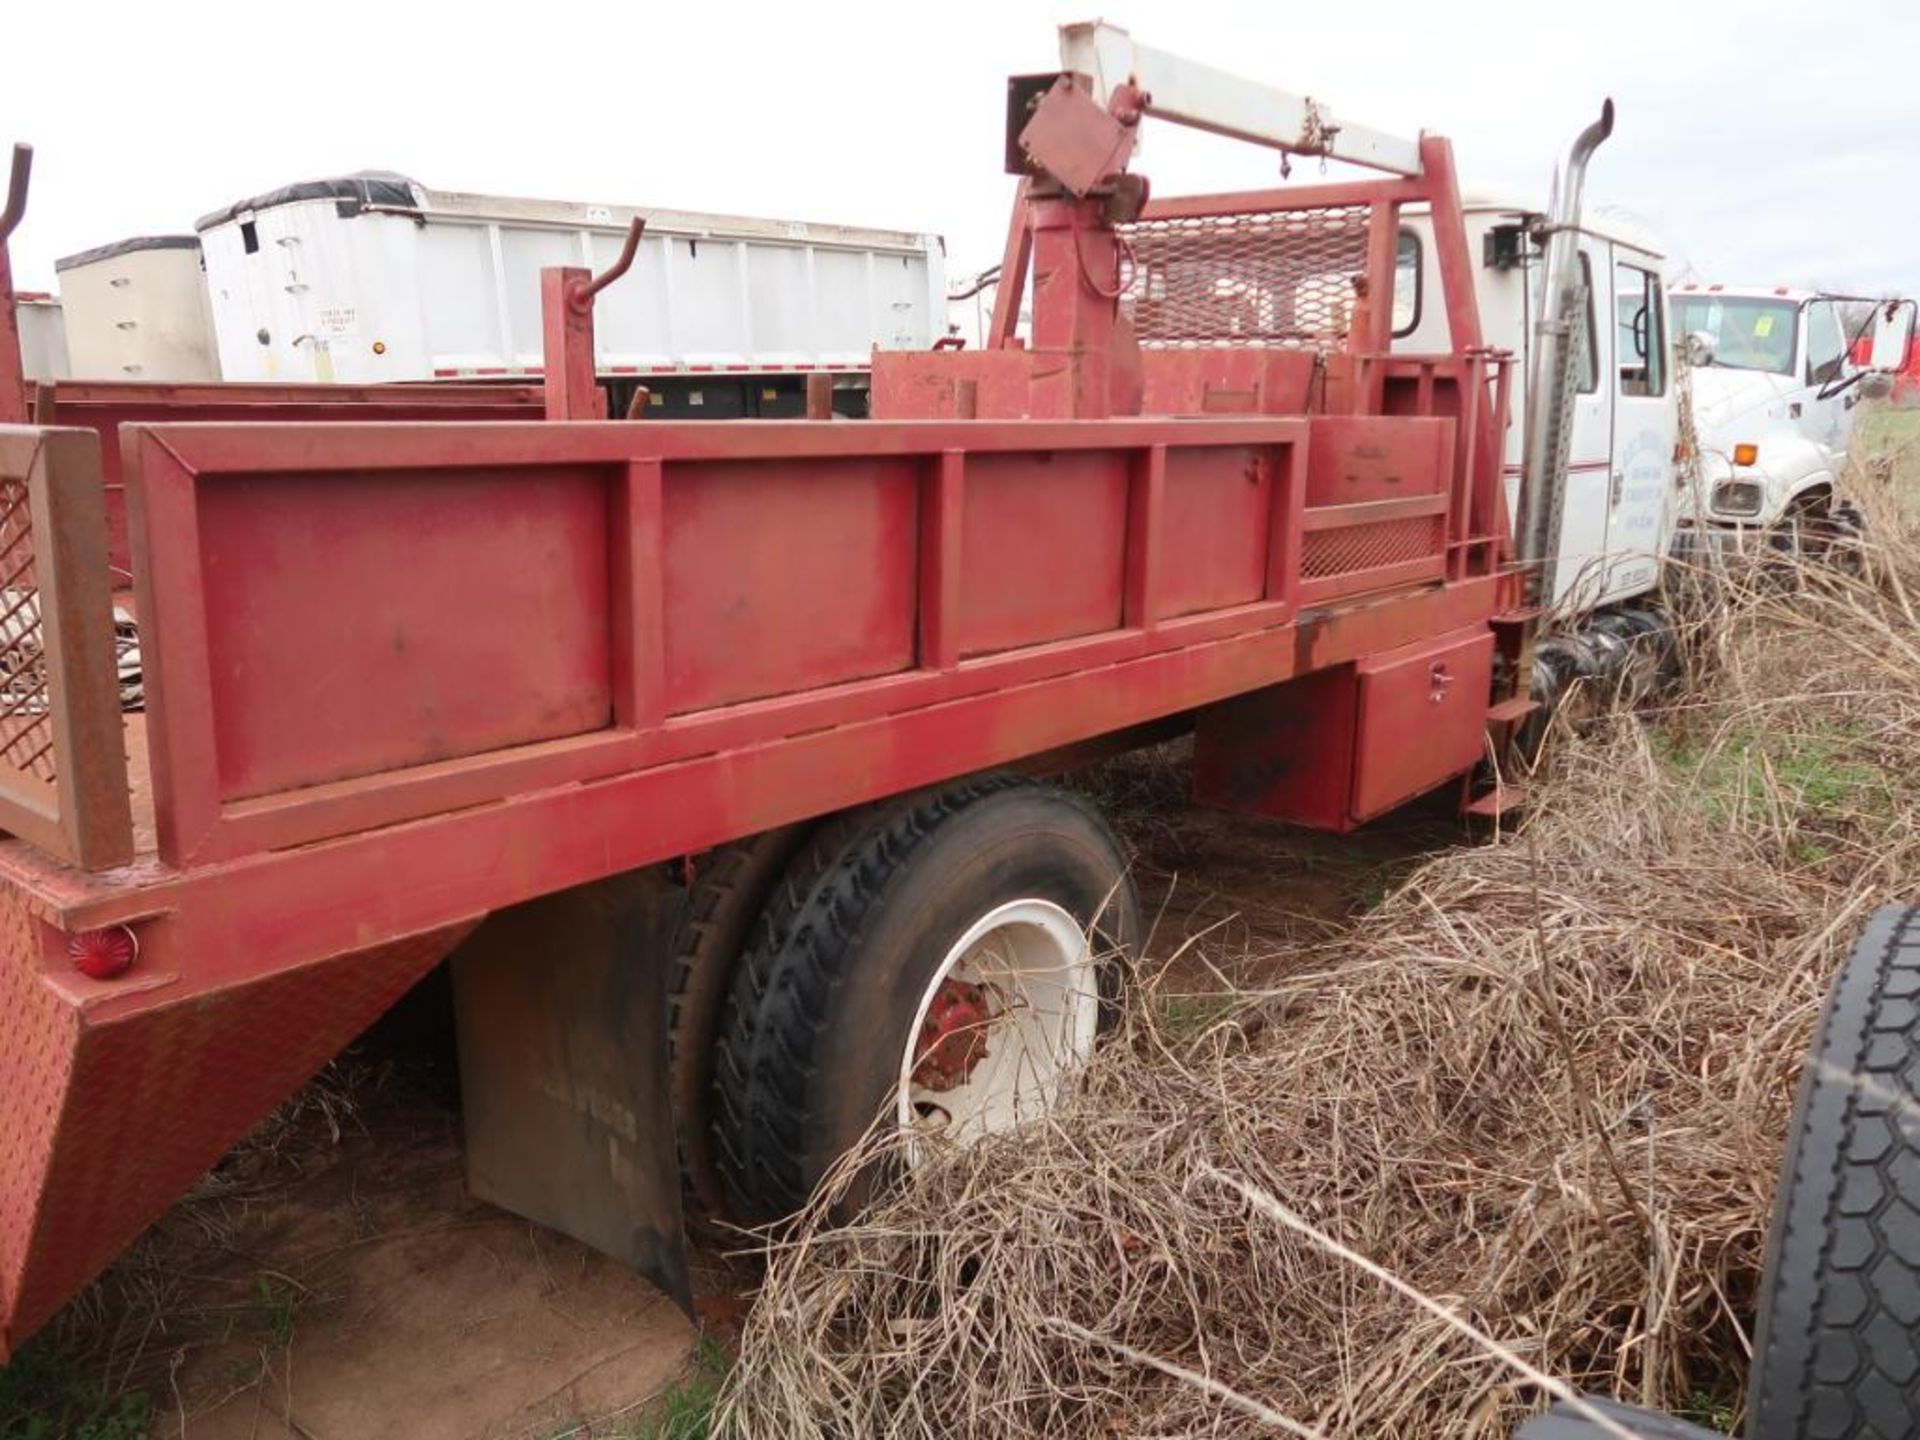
[195,173,947,417]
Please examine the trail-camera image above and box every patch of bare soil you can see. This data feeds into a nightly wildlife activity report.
[58,1013,712,1440]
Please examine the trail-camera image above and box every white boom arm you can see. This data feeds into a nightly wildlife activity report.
[1058,22,1425,178]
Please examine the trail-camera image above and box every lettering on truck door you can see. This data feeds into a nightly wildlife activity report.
[1606,251,1675,602]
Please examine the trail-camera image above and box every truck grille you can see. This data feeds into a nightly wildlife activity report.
[1118,204,1371,350]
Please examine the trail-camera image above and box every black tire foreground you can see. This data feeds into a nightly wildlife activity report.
[709,774,1139,1225]
[1749,903,1920,1440]
[1521,906,1920,1440]
[1516,1398,1724,1439]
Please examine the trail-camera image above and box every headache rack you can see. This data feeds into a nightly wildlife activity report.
[1119,203,1373,350]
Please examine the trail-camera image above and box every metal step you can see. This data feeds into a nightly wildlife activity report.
[1463,779,1528,819]
[1485,695,1539,726]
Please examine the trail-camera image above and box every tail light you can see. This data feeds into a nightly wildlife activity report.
[67,925,138,981]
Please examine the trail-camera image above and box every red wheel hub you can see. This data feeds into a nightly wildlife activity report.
[912,977,996,1091]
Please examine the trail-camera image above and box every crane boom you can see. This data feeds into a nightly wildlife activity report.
[1058,21,1425,178]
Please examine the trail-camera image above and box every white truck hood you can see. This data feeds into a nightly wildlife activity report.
[1689,366,1793,449]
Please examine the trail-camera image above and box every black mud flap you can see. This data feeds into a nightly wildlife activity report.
[449,869,692,1316]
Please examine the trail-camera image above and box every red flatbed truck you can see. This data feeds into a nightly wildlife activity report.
[0,23,1590,1355]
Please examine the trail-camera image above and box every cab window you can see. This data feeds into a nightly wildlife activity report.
[1672,295,1798,376]
[1805,300,1846,386]
[1576,253,1599,394]
[1391,230,1421,337]
[1614,262,1665,397]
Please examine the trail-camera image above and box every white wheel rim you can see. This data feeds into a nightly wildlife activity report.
[895,898,1100,1152]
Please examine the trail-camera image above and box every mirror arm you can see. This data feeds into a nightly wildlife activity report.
[1816,368,1862,403]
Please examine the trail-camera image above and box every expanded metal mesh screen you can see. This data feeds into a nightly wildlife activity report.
[1301,515,1445,581]
[0,479,55,785]
[1119,205,1371,349]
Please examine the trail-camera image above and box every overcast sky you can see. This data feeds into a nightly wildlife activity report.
[6,0,1916,297]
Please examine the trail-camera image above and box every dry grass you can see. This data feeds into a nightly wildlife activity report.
[716,435,1920,1438]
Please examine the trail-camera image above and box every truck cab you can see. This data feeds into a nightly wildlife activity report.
[1396,197,1677,613]
[1671,285,1908,540]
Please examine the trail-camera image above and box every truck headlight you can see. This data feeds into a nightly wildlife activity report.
[1711,480,1764,517]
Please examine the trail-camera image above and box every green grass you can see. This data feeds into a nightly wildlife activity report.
[1158,993,1240,1038]
[0,1270,308,1440]
[1860,404,1920,523]
[618,1333,731,1440]
[1860,403,1920,453]
[251,1275,297,1349]
[1676,1386,1739,1433]
[1653,724,1889,838]
[0,1338,151,1440]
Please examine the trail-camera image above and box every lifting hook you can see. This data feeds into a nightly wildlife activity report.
[566,215,645,315]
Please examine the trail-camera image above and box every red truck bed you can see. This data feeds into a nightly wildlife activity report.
[0,404,1508,1353]
[0,73,1530,1357]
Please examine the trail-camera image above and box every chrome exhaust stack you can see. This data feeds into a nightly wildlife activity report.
[1515,100,1615,602]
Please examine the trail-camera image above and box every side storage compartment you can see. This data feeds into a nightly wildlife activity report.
[1192,624,1493,831]
[1351,627,1494,821]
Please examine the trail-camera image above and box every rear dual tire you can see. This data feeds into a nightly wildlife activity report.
[665,825,813,1232]
[707,776,1138,1226]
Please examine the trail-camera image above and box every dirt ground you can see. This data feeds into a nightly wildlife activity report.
[26,751,1457,1440]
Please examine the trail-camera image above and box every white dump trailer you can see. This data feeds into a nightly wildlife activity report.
[12,293,67,380]
[54,236,220,382]
[196,173,947,416]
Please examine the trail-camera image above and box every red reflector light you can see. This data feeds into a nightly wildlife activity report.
[68,925,138,980]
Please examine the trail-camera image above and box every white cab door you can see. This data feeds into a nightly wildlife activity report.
[1604,250,1676,603]
[1552,238,1616,609]
[1799,298,1852,465]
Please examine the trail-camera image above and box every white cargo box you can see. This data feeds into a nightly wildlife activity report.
[196,174,947,386]
[55,236,220,382]
[13,294,68,381]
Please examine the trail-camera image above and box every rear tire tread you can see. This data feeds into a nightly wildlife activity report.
[710,773,1042,1222]
[1749,904,1920,1440]
[664,826,809,1230]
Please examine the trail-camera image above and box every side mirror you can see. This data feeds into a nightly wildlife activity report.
[1684,329,1717,367]
[1859,371,1895,401]
[1868,300,1916,372]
